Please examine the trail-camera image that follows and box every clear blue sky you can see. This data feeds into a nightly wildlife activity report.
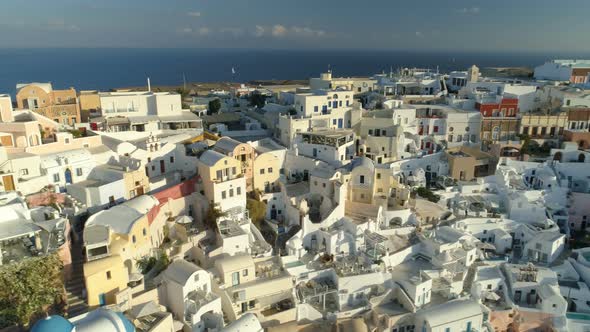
[1,0,589,52]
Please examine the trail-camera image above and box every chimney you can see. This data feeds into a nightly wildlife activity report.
[147,77,151,92]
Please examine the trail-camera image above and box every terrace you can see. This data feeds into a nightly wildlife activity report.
[184,290,220,323]
[296,277,339,313]
[0,216,68,265]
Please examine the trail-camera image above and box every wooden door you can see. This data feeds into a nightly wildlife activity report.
[3,175,15,191]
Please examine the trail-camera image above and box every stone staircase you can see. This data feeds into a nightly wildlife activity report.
[65,237,88,318]
[462,261,485,294]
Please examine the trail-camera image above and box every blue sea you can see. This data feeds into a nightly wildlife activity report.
[0,48,588,95]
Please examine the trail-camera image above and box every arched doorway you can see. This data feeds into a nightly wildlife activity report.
[124,259,133,275]
[64,168,73,184]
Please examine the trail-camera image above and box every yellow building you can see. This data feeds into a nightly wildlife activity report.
[83,254,129,307]
[78,90,101,122]
[83,195,159,307]
[213,137,256,191]
[520,112,568,139]
[252,152,283,193]
[16,83,81,126]
[197,150,246,212]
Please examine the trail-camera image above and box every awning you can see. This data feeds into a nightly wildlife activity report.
[105,117,130,126]
[175,215,193,224]
[484,291,500,301]
[0,220,40,241]
[129,300,160,319]
[159,112,202,123]
[129,115,159,124]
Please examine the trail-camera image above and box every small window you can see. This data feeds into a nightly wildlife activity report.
[53,174,60,182]
[260,169,265,175]
[132,235,136,243]
[222,191,226,199]
[170,156,174,163]
[268,167,273,173]
[20,169,29,176]
[243,269,248,277]
[360,175,365,184]
[147,157,151,163]
[376,173,381,179]
[229,188,234,197]
[106,271,112,280]
[237,187,241,195]
[142,228,147,236]
[76,168,83,176]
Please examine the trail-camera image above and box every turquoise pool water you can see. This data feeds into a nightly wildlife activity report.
[567,312,590,321]
[284,261,304,269]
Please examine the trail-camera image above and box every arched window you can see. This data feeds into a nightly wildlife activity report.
[492,126,500,140]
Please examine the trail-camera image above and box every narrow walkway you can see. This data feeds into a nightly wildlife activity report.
[65,233,88,318]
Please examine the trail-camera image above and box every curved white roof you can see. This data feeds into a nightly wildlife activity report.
[16,82,53,94]
[215,254,254,276]
[214,137,243,153]
[416,299,482,327]
[161,259,202,286]
[199,149,227,166]
[350,156,375,172]
[221,313,262,332]
[85,195,158,235]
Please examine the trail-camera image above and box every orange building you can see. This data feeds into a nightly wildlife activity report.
[16,83,81,126]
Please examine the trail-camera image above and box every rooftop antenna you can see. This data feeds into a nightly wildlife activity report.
[182,73,187,90]
[328,64,331,73]
[147,77,151,92]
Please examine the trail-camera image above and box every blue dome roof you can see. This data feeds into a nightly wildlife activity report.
[31,316,74,332]
[115,312,136,332]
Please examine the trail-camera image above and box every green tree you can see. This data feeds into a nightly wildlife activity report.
[0,254,65,329]
[248,92,267,108]
[208,99,222,114]
[175,88,189,100]
[136,252,170,275]
[204,205,226,231]
[413,187,440,203]
[247,198,267,229]
[67,129,83,138]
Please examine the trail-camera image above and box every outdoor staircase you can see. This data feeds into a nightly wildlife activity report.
[462,262,485,294]
[65,237,88,318]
